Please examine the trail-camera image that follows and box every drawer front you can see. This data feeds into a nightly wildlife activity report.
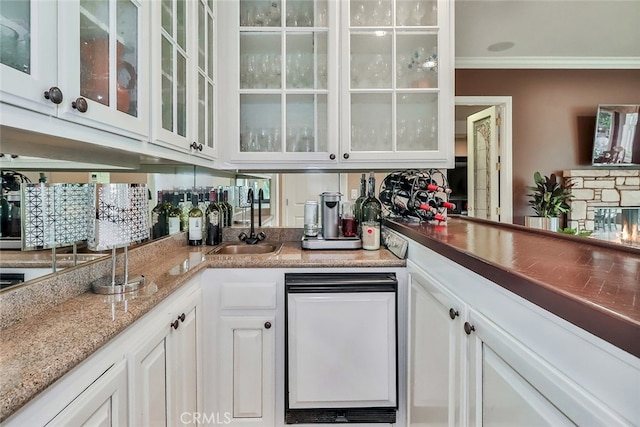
[220,281,277,309]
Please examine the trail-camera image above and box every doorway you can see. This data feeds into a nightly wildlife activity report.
[454,96,513,223]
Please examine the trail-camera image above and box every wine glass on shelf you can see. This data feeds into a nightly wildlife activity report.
[396,1,411,26]
[412,1,427,26]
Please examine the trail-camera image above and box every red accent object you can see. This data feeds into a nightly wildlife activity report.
[434,214,446,222]
[442,201,456,210]
[342,217,357,237]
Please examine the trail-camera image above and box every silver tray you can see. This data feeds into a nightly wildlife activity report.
[301,235,362,250]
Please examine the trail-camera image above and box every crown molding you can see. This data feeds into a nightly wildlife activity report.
[455,56,640,69]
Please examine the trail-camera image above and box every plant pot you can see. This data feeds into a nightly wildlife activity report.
[524,216,560,232]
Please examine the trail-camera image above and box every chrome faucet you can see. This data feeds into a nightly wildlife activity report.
[238,188,265,245]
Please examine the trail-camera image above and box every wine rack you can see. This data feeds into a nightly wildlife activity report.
[380,169,455,223]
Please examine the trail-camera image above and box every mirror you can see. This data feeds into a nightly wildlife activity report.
[0,162,239,290]
[592,104,640,166]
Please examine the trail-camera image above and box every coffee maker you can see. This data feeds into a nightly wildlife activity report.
[301,192,362,250]
[320,191,341,239]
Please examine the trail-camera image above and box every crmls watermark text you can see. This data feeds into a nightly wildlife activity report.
[180,412,232,425]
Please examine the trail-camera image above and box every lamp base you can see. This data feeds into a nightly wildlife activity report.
[91,275,146,295]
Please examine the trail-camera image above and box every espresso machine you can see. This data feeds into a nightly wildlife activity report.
[301,191,362,250]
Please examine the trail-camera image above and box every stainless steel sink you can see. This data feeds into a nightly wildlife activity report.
[209,242,282,255]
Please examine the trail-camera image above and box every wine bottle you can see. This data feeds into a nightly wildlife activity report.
[151,191,167,238]
[223,188,233,226]
[353,173,367,237]
[198,192,208,242]
[179,192,192,231]
[361,172,382,250]
[380,190,429,215]
[216,187,228,228]
[188,193,204,246]
[205,189,222,245]
[167,193,182,235]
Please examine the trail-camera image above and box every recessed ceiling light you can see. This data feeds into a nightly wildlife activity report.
[487,41,515,52]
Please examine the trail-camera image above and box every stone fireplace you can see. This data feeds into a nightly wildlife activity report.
[564,169,640,247]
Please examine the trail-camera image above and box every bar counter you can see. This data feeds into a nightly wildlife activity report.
[385,216,640,358]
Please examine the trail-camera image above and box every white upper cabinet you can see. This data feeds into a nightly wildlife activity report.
[0,0,150,140]
[217,0,454,170]
[150,0,217,160]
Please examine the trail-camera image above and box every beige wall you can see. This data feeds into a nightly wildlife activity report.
[456,69,640,224]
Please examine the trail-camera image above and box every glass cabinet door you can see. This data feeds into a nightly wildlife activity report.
[56,0,148,138]
[0,1,30,74]
[0,0,57,115]
[237,0,335,160]
[196,0,216,157]
[161,0,188,139]
[79,0,139,117]
[344,0,449,163]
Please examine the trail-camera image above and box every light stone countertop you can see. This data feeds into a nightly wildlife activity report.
[0,234,405,423]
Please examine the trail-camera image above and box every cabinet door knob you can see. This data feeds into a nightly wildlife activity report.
[179,313,186,322]
[449,308,459,320]
[329,153,336,160]
[171,320,180,330]
[463,321,475,335]
[44,87,63,104]
[343,153,350,159]
[264,321,271,329]
[71,97,88,113]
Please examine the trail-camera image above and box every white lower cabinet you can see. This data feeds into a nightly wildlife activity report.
[3,275,202,427]
[219,316,275,421]
[203,268,280,427]
[129,280,201,427]
[407,242,640,427]
[408,269,463,426]
[466,309,572,427]
[46,359,128,427]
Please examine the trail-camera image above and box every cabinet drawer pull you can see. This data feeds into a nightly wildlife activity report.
[449,308,459,320]
[71,97,88,113]
[44,87,63,104]
[179,313,186,322]
[171,320,180,330]
[343,153,350,159]
[463,321,475,335]
[329,153,336,160]
[264,321,272,329]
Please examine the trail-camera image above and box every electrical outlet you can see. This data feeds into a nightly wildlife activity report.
[350,189,358,199]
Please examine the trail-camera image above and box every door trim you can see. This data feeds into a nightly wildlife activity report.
[455,96,513,223]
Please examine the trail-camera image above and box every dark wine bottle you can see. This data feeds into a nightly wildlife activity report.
[353,173,367,236]
[361,172,381,250]
[151,191,167,238]
[205,190,222,245]
[223,188,233,226]
[216,187,228,228]
[187,193,204,246]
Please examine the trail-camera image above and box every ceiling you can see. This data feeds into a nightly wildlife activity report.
[455,0,640,69]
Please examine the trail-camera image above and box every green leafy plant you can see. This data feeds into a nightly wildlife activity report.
[558,227,593,237]
[527,172,574,218]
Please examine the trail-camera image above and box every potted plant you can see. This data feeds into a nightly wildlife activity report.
[525,171,574,232]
